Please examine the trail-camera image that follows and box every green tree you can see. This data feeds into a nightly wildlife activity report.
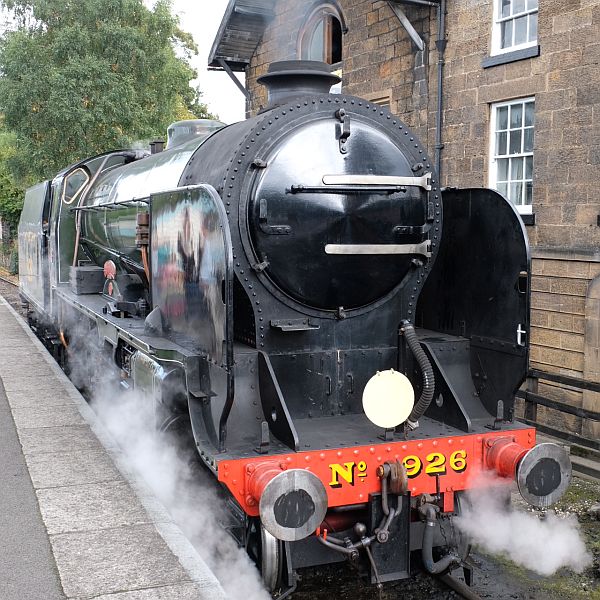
[0,120,25,233]
[0,0,210,180]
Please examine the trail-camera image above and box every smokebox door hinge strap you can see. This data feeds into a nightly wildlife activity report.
[322,173,432,191]
[335,108,351,154]
[259,198,291,235]
[325,242,432,258]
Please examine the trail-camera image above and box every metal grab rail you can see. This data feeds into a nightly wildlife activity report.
[528,368,600,394]
[515,389,600,421]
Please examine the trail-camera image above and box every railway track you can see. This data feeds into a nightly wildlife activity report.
[0,269,18,287]
[0,273,23,315]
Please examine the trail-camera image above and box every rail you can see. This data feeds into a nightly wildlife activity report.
[0,268,18,287]
[516,369,600,452]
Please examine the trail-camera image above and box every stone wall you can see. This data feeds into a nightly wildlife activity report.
[246,0,431,139]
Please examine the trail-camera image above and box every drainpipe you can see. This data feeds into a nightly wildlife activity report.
[434,0,447,182]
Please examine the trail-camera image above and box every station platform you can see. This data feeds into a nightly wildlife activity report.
[0,296,227,600]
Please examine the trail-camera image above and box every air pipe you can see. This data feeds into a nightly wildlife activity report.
[419,503,460,574]
[400,321,435,428]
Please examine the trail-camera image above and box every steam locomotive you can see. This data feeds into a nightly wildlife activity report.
[19,60,571,596]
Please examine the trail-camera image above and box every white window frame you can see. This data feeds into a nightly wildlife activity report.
[488,97,535,215]
[491,0,538,56]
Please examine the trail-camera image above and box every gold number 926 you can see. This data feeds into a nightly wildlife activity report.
[402,449,467,479]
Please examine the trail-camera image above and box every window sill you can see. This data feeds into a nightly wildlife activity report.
[482,45,540,69]
[520,213,535,226]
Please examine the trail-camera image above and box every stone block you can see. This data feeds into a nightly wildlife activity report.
[5,388,76,408]
[477,75,545,104]
[532,291,586,315]
[575,204,600,225]
[548,312,574,332]
[531,310,550,328]
[11,405,85,430]
[504,59,532,81]
[574,316,586,334]
[560,331,585,352]
[530,345,585,371]
[552,8,593,34]
[50,525,190,598]
[531,275,551,292]
[536,225,573,247]
[25,449,122,489]
[530,326,561,348]
[19,425,110,456]
[37,480,151,535]
[535,205,562,225]
[549,278,589,296]
[538,381,583,406]
[366,10,379,26]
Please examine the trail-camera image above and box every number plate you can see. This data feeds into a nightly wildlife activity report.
[402,449,468,478]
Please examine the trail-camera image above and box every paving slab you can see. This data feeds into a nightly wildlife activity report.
[3,387,77,407]
[11,404,87,429]
[38,480,152,535]
[0,295,227,599]
[26,448,123,488]
[19,424,112,455]
[51,525,193,598]
[0,363,63,378]
[1,375,74,393]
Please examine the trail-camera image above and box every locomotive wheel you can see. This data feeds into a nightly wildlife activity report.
[454,492,472,562]
[431,492,472,574]
[246,518,283,593]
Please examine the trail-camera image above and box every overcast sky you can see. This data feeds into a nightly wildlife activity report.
[171,0,246,124]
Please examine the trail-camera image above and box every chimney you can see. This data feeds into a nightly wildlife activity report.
[257,60,341,110]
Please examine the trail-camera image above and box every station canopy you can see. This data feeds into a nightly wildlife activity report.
[208,0,276,73]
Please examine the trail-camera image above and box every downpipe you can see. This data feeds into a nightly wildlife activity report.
[434,0,447,180]
[419,503,460,574]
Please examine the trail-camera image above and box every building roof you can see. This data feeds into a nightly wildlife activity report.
[208,0,276,72]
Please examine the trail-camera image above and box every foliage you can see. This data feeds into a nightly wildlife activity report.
[0,240,18,274]
[0,121,25,234]
[0,0,210,180]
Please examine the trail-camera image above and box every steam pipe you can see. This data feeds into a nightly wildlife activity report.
[316,536,358,557]
[400,321,435,428]
[434,0,447,180]
[419,503,460,574]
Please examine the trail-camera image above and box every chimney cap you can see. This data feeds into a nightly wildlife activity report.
[257,60,341,85]
[257,60,341,110]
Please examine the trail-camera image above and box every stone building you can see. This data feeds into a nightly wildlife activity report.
[210,0,600,440]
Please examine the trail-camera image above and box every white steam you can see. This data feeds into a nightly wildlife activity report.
[456,476,592,576]
[91,390,270,600]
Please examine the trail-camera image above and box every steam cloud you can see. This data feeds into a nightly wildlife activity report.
[456,476,592,576]
[91,389,270,600]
